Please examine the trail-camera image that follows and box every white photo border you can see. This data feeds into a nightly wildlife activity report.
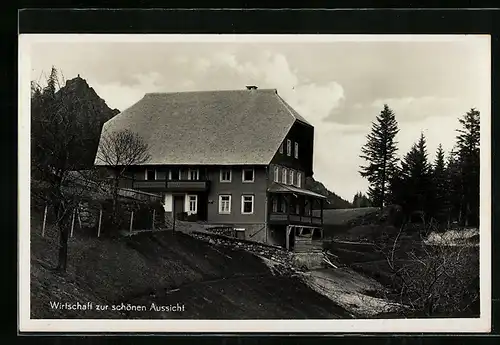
[18,33,492,333]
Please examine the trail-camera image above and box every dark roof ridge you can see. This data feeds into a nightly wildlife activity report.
[275,93,313,127]
[144,88,278,97]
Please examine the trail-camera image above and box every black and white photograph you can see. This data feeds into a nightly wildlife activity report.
[18,34,491,333]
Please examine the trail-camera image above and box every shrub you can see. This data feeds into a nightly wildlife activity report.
[376,223,479,317]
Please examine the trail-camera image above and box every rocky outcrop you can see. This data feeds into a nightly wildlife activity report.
[54,75,120,169]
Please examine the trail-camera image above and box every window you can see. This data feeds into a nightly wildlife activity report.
[294,142,299,159]
[304,199,311,216]
[289,170,295,186]
[272,197,278,212]
[169,168,180,180]
[220,168,232,182]
[296,172,302,188]
[188,168,199,180]
[282,197,287,213]
[146,169,156,181]
[242,168,254,183]
[188,195,197,213]
[156,170,167,180]
[282,168,287,185]
[279,142,284,154]
[273,166,279,182]
[219,195,231,214]
[241,195,254,214]
[286,139,292,156]
[295,203,300,215]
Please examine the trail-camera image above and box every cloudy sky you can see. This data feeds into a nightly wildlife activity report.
[28,35,490,201]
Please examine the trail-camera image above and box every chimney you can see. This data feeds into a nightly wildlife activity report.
[246,85,258,90]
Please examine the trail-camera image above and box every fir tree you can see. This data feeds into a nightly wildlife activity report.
[359,104,399,209]
[455,108,480,227]
[394,133,434,221]
[432,144,449,225]
[353,191,372,208]
[446,149,463,226]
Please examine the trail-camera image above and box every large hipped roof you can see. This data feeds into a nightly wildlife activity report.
[95,88,312,166]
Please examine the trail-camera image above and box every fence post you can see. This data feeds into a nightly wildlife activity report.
[41,204,48,237]
[70,208,76,238]
[97,208,103,238]
[129,211,134,235]
[152,209,156,230]
[77,205,82,228]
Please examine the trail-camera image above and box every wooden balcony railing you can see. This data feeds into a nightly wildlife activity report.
[166,180,210,192]
[132,180,166,190]
[268,212,322,226]
[132,180,210,192]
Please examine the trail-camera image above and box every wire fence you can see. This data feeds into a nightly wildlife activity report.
[35,198,167,239]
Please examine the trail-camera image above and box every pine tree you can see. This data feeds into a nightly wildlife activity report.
[353,192,372,208]
[359,104,399,209]
[359,193,372,207]
[446,150,462,226]
[455,108,480,227]
[395,133,434,221]
[432,144,449,225]
[353,192,362,207]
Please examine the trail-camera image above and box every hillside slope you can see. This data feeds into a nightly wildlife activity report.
[305,177,352,209]
[30,210,351,319]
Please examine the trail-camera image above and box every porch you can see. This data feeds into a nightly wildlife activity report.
[267,182,326,227]
[267,182,327,251]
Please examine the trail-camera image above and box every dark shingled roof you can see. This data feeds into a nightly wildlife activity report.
[95,88,312,166]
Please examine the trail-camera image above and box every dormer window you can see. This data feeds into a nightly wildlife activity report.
[279,142,284,154]
[294,142,299,159]
[286,139,292,156]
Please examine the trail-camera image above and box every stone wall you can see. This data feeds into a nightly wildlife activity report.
[77,201,99,228]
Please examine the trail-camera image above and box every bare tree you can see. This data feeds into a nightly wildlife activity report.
[375,221,479,317]
[31,67,103,272]
[95,128,150,228]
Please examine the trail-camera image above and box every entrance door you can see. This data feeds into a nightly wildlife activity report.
[197,192,208,221]
[173,195,185,220]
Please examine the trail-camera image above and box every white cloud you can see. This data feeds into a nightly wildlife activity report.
[91,72,164,111]
[281,82,345,126]
[193,58,212,73]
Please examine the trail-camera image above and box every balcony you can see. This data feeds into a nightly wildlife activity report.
[132,180,167,191]
[268,212,322,226]
[132,179,210,192]
[166,180,210,192]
